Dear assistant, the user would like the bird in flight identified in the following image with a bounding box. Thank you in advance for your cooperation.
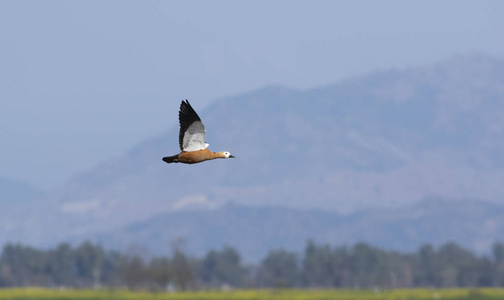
[162,100,235,164]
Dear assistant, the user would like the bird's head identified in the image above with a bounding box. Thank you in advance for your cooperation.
[220,151,235,159]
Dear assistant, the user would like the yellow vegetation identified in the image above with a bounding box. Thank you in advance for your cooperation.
[0,288,504,300]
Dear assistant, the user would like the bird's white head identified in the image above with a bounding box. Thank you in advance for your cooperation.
[221,151,235,159]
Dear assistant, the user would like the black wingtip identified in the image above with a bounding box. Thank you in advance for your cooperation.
[179,99,199,120]
[180,99,192,110]
[178,99,203,148]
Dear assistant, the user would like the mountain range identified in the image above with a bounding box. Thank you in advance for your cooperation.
[2,53,504,261]
[94,197,504,262]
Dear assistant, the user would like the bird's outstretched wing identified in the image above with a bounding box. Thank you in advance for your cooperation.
[179,100,207,152]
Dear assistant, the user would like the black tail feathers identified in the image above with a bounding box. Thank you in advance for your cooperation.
[162,155,179,164]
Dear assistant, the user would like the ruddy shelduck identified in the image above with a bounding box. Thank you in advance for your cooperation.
[162,100,235,164]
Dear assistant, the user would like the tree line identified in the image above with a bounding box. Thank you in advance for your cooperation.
[1,240,504,290]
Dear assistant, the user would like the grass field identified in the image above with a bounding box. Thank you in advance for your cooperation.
[0,288,504,300]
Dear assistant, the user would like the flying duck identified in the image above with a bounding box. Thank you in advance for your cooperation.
[162,100,235,164]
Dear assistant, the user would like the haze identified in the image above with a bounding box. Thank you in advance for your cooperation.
[1,1,503,189]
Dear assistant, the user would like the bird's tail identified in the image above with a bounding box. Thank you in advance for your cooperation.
[162,154,179,164]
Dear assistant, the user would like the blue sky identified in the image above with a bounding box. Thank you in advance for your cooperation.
[1,0,503,189]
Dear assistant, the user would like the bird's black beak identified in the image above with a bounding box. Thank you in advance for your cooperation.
[229,155,235,158]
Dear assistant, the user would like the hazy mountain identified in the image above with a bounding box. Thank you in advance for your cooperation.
[2,53,504,256]
[93,197,504,262]
[0,177,44,242]
[0,177,43,204]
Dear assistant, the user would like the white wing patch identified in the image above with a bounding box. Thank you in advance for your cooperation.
[182,121,207,152]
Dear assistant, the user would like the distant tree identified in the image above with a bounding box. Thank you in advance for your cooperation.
[493,242,504,286]
[48,243,76,286]
[302,240,339,287]
[414,244,437,286]
[493,242,504,263]
[476,257,494,287]
[0,244,51,286]
[437,242,476,287]
[120,255,145,290]
[257,249,299,287]
[332,246,352,287]
[170,249,193,291]
[200,246,247,287]
[398,260,415,288]
[101,250,123,286]
[146,257,171,291]
[2,240,504,289]
[74,242,105,288]
[351,243,394,288]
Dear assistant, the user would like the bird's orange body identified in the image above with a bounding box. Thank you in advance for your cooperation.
[178,149,227,164]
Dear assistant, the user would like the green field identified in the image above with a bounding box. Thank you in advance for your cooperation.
[0,288,504,300]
